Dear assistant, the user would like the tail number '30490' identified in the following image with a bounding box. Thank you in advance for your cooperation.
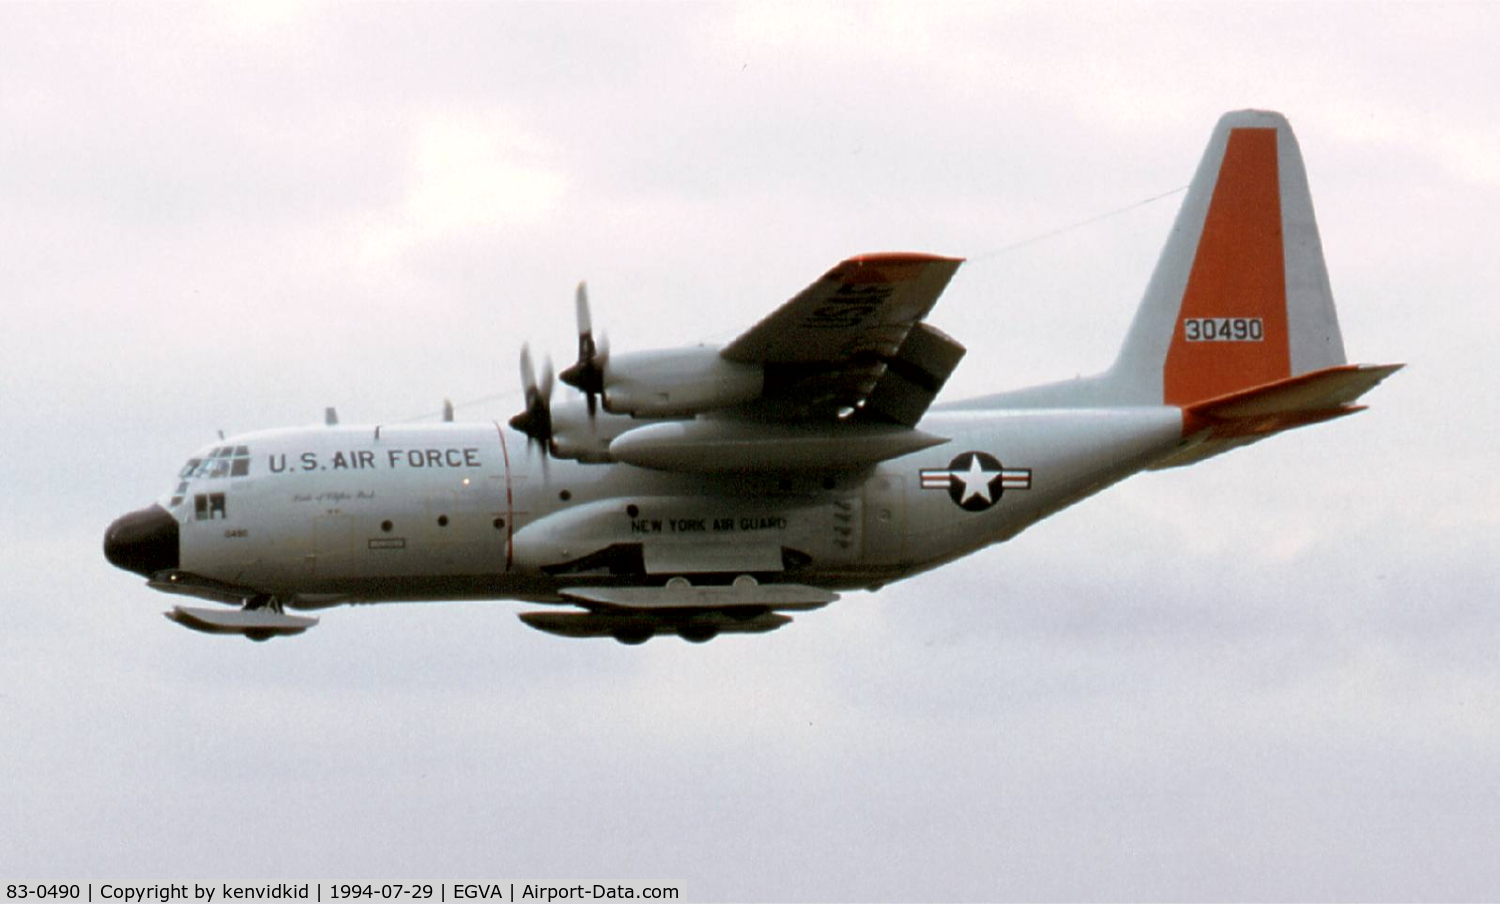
[1184,317,1263,342]
[1188,320,1260,344]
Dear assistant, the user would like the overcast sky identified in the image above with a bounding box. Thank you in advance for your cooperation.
[3,3,1497,901]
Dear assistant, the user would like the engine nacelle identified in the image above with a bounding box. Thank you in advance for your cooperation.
[603,346,763,418]
[546,397,637,463]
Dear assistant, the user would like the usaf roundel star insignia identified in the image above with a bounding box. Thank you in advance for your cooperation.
[919,451,1033,512]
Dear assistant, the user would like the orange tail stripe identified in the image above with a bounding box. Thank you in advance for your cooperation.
[1164,128,1292,406]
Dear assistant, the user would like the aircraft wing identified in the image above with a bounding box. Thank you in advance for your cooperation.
[721,253,966,423]
[530,252,968,470]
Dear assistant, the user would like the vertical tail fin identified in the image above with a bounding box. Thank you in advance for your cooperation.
[951,109,1396,428]
[1107,110,1347,406]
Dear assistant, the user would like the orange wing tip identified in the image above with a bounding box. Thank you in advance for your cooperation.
[846,252,965,265]
[825,253,965,284]
[821,253,964,287]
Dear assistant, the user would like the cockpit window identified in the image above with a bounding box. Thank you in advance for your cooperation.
[179,459,202,479]
[188,445,252,479]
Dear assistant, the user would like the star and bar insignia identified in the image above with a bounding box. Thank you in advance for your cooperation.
[919,451,1032,512]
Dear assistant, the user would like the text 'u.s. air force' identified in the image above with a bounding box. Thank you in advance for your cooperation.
[268,448,483,473]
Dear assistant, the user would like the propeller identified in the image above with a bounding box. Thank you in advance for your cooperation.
[559,281,608,416]
[508,343,555,452]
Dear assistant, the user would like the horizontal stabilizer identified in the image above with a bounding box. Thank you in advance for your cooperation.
[165,605,318,638]
[1156,362,1402,468]
[1182,361,1404,434]
[560,581,838,611]
[1187,362,1402,422]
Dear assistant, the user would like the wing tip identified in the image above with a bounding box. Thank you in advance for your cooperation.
[845,251,965,266]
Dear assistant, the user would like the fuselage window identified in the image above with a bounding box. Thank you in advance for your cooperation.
[193,492,228,521]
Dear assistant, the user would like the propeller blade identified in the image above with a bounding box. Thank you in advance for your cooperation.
[509,343,554,449]
[576,281,592,338]
[590,331,610,416]
[560,281,607,417]
[519,343,537,396]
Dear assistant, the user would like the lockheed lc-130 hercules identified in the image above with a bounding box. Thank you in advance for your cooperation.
[105,111,1399,643]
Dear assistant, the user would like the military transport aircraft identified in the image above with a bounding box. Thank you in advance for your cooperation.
[105,110,1399,643]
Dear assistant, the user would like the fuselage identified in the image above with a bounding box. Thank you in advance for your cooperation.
[106,407,1186,612]
[101,111,1397,642]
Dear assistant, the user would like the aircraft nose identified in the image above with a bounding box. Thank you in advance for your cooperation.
[104,504,180,577]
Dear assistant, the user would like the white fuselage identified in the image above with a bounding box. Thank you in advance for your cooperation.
[104,111,1395,643]
[159,407,1185,611]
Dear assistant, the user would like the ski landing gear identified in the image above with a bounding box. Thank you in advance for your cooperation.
[165,594,318,641]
